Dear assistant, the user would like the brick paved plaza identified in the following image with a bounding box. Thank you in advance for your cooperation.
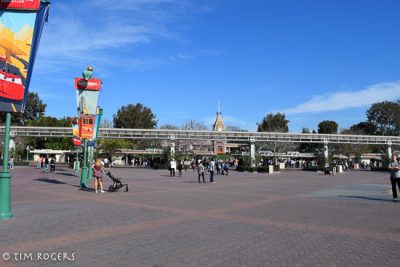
[0,166,399,267]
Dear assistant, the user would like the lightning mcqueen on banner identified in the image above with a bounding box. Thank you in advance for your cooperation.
[0,0,40,10]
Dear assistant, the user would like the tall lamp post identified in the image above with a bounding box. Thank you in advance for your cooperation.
[74,66,102,189]
[81,139,89,188]
[88,107,103,179]
[0,113,13,220]
[0,1,50,220]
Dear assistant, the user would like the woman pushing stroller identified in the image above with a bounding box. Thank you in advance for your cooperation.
[92,158,105,193]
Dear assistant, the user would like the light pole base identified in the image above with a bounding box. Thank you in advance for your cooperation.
[0,171,13,220]
[0,212,13,220]
[80,167,88,189]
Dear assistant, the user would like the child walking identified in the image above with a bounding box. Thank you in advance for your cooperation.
[92,158,105,193]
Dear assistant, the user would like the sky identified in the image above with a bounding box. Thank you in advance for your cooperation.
[29,0,400,132]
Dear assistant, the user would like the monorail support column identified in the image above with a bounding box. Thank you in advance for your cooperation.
[387,141,392,158]
[250,137,256,168]
[323,139,329,167]
[170,135,176,159]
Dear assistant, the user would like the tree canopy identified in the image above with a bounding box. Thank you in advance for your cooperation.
[257,113,289,132]
[345,122,376,135]
[317,120,338,134]
[366,100,400,136]
[0,92,46,126]
[113,103,157,129]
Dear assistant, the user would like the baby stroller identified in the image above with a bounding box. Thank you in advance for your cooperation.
[105,170,129,192]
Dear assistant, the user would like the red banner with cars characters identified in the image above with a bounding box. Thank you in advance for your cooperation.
[0,0,41,11]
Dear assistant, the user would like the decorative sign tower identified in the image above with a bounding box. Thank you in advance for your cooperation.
[73,66,102,189]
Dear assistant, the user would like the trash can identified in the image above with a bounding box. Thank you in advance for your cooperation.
[268,165,274,174]
[337,165,343,173]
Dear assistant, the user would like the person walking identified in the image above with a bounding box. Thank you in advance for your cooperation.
[92,158,105,193]
[50,157,56,172]
[388,154,400,202]
[209,158,216,183]
[36,156,42,169]
[8,157,14,169]
[178,160,183,177]
[198,161,205,183]
[170,159,177,177]
[44,156,49,173]
[223,161,229,176]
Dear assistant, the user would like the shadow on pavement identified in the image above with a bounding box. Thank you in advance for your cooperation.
[56,172,78,177]
[183,180,206,183]
[35,178,80,189]
[338,195,394,203]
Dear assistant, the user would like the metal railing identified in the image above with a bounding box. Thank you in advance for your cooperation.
[0,126,398,145]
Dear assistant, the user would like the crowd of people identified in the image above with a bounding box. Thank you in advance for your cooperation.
[167,158,236,183]
[36,155,56,173]
[131,158,149,168]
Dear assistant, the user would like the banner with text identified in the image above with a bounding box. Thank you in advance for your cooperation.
[0,1,49,112]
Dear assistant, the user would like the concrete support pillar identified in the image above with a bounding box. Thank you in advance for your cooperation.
[387,141,392,158]
[170,135,176,159]
[250,137,256,168]
[323,139,329,167]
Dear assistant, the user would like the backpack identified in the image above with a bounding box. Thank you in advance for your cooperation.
[93,166,103,178]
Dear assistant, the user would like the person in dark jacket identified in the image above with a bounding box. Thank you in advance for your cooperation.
[388,154,400,202]
[178,161,183,177]
[50,158,56,172]
[44,156,49,173]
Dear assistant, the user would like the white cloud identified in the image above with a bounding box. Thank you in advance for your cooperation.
[282,81,400,114]
[35,1,202,74]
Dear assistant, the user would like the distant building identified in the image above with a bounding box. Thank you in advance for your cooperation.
[30,149,72,163]
[212,110,227,154]
[213,111,225,132]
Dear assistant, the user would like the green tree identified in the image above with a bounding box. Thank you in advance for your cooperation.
[300,127,319,152]
[97,139,134,153]
[347,121,376,135]
[0,92,46,126]
[318,120,338,134]
[257,113,289,132]
[113,103,157,129]
[366,101,400,135]
[27,116,74,150]
[335,127,371,160]
[257,113,291,163]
